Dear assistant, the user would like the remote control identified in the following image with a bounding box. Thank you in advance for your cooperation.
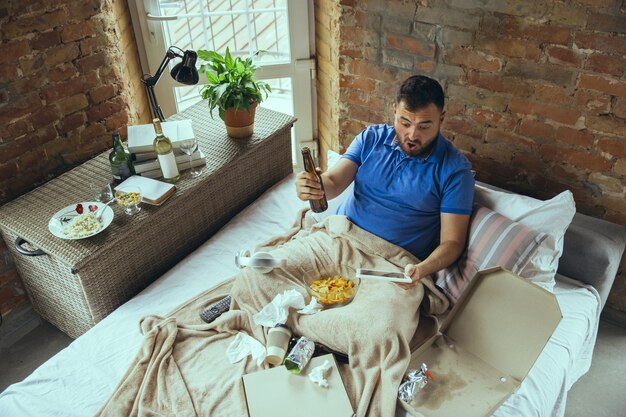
[200,295,232,323]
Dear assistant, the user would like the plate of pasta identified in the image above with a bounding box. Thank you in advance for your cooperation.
[48,202,114,240]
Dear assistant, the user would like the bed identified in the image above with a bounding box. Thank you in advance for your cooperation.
[0,167,625,417]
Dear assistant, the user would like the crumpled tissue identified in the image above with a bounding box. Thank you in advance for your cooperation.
[308,359,332,388]
[253,289,321,327]
[226,332,267,366]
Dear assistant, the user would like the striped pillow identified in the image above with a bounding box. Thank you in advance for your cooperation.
[436,205,548,304]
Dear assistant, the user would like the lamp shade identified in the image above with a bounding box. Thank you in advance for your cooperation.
[170,50,199,85]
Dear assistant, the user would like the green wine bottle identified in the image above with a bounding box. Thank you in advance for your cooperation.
[109,132,135,185]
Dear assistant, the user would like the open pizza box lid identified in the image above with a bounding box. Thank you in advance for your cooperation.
[401,266,562,417]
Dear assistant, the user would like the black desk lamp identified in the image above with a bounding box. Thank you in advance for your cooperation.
[142,46,199,122]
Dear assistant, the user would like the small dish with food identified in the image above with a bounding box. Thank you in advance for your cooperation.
[303,265,360,308]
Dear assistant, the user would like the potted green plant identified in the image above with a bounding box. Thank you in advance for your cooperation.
[197,47,271,138]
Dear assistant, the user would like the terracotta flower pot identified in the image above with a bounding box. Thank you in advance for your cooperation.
[223,102,258,138]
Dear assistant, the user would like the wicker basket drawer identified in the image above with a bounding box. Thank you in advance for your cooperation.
[0,104,295,338]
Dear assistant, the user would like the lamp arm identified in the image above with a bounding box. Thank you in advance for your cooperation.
[142,47,184,121]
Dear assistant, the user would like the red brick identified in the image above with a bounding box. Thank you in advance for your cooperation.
[0,62,19,81]
[615,98,626,119]
[0,137,37,164]
[503,17,570,45]
[104,111,129,132]
[585,53,625,77]
[79,35,108,55]
[57,112,86,134]
[73,0,102,20]
[2,9,69,38]
[578,74,626,98]
[386,33,435,57]
[33,125,58,146]
[586,12,626,34]
[540,144,611,171]
[31,30,62,50]
[79,123,107,142]
[546,45,582,67]
[11,69,49,95]
[447,84,508,111]
[614,159,626,176]
[86,97,124,122]
[509,98,581,125]
[443,117,483,139]
[351,59,397,82]
[0,93,42,124]
[0,119,30,140]
[48,64,78,82]
[18,54,46,76]
[45,43,80,67]
[556,127,594,148]
[574,31,626,55]
[61,20,98,43]
[512,153,544,173]
[480,39,541,60]
[41,71,99,102]
[76,51,108,72]
[31,106,60,130]
[89,84,116,104]
[465,71,533,96]
[597,137,626,158]
[468,108,516,130]
[574,90,612,114]
[504,59,574,86]
[534,83,570,104]
[519,119,554,140]
[445,49,502,72]
[415,58,436,73]
[56,93,89,116]
[17,148,46,170]
[340,75,376,93]
[485,128,537,152]
[0,162,19,181]
[0,39,30,65]
[586,115,626,136]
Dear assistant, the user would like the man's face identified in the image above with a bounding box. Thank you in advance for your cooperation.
[393,101,444,157]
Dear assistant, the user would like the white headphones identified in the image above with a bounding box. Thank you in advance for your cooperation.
[235,249,287,273]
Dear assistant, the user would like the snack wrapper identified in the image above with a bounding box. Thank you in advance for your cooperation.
[398,363,433,402]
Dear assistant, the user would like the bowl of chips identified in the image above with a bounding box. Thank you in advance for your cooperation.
[303,265,360,308]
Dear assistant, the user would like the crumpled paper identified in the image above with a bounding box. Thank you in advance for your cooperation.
[226,332,267,366]
[253,289,321,327]
[308,359,332,388]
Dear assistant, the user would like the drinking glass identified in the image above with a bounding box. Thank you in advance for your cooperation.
[115,186,142,215]
[90,182,114,204]
[179,138,202,178]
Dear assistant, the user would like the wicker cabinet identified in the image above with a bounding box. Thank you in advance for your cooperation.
[0,104,295,338]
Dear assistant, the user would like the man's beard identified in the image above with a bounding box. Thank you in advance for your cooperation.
[395,134,437,158]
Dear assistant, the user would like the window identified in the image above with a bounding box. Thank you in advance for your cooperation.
[129,0,317,167]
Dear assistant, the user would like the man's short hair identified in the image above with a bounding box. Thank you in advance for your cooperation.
[396,75,445,112]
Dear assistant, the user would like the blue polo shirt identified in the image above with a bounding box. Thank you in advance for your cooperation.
[336,124,474,260]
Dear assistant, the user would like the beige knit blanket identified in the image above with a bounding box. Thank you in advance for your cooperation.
[96,210,448,417]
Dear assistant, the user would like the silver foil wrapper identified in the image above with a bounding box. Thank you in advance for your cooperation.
[398,363,430,402]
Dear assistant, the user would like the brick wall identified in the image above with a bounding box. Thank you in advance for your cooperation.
[0,0,149,317]
[315,0,626,312]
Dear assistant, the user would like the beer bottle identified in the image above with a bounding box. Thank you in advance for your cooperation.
[301,147,328,213]
[152,118,180,183]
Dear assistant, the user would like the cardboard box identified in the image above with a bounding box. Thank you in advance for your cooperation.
[243,354,354,417]
[401,267,562,417]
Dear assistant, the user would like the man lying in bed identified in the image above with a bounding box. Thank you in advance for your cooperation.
[97,76,476,417]
[296,75,475,287]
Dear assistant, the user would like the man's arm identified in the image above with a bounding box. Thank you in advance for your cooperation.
[296,158,358,201]
[400,212,470,288]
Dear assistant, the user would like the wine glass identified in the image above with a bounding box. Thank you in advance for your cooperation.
[115,186,142,215]
[179,138,202,178]
[90,182,114,204]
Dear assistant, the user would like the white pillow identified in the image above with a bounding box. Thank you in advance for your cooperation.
[311,150,354,222]
[474,183,576,291]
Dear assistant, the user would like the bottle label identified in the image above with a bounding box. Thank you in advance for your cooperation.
[158,153,179,179]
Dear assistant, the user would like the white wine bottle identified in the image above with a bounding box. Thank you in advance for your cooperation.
[152,118,180,183]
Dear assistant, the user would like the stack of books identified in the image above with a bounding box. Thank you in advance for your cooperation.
[127,119,206,179]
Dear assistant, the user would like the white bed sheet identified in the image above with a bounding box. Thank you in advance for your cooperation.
[0,174,601,417]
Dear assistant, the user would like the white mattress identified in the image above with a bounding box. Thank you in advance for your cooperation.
[0,174,601,417]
